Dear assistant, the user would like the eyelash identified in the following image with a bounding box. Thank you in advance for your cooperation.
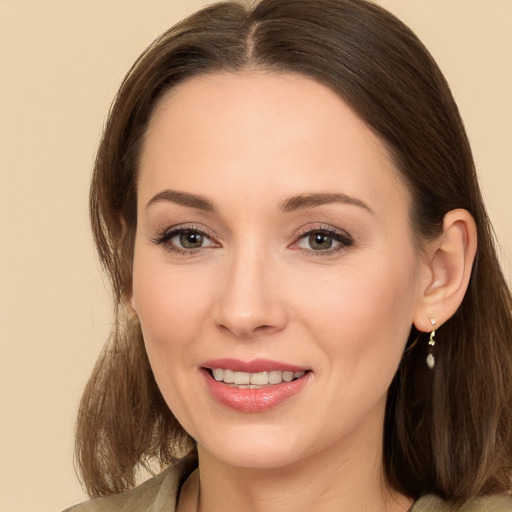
[151,224,353,256]
[292,225,354,256]
[151,225,217,255]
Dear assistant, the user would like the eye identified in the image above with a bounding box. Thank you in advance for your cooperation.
[173,230,209,249]
[152,226,218,253]
[294,227,353,254]
[303,232,336,251]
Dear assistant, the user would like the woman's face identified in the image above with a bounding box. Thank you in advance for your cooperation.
[132,71,428,469]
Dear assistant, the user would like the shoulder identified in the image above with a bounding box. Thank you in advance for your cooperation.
[412,494,512,511]
[61,457,196,512]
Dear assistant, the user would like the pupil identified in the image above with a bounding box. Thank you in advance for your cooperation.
[310,232,332,250]
[180,231,203,248]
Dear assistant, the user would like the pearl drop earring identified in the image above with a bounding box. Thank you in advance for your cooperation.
[426,318,436,369]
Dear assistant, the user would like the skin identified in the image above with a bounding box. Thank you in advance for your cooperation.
[131,71,438,511]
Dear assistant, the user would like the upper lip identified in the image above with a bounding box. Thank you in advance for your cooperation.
[202,358,309,373]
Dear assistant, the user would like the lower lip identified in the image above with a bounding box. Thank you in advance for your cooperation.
[202,370,312,412]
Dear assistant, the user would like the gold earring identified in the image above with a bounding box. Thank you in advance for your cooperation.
[426,318,436,369]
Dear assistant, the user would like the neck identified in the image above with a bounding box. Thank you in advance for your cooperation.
[182,412,412,512]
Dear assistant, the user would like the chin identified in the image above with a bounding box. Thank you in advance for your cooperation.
[197,424,306,469]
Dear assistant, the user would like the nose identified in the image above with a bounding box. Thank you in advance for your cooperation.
[214,248,288,339]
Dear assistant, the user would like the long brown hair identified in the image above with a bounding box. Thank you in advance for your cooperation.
[77,0,512,503]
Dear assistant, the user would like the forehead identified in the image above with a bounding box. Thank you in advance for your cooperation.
[139,71,409,215]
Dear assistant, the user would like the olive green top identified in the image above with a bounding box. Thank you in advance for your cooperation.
[63,459,512,512]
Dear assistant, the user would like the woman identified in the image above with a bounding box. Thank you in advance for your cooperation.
[66,0,512,510]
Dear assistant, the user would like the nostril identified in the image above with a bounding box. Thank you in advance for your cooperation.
[216,321,283,338]
[254,324,272,333]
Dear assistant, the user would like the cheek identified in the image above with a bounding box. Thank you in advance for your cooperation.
[131,250,214,358]
[297,255,419,373]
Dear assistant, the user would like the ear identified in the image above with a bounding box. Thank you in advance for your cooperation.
[413,209,477,332]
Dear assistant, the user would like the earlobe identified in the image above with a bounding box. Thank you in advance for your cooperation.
[413,209,477,332]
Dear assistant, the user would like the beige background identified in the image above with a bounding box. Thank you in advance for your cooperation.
[0,1,510,511]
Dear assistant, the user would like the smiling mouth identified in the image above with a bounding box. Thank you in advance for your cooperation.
[202,363,312,411]
[207,368,308,388]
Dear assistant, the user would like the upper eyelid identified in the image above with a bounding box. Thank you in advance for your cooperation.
[291,224,354,250]
[151,229,208,252]
[151,225,220,255]
[154,223,216,240]
[294,224,351,239]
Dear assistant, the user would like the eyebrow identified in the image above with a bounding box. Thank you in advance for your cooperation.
[145,189,372,215]
[146,189,216,212]
[280,193,373,214]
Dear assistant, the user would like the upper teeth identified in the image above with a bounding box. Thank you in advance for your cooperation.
[212,369,305,386]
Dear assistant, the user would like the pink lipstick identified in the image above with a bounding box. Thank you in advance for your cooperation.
[201,359,312,412]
